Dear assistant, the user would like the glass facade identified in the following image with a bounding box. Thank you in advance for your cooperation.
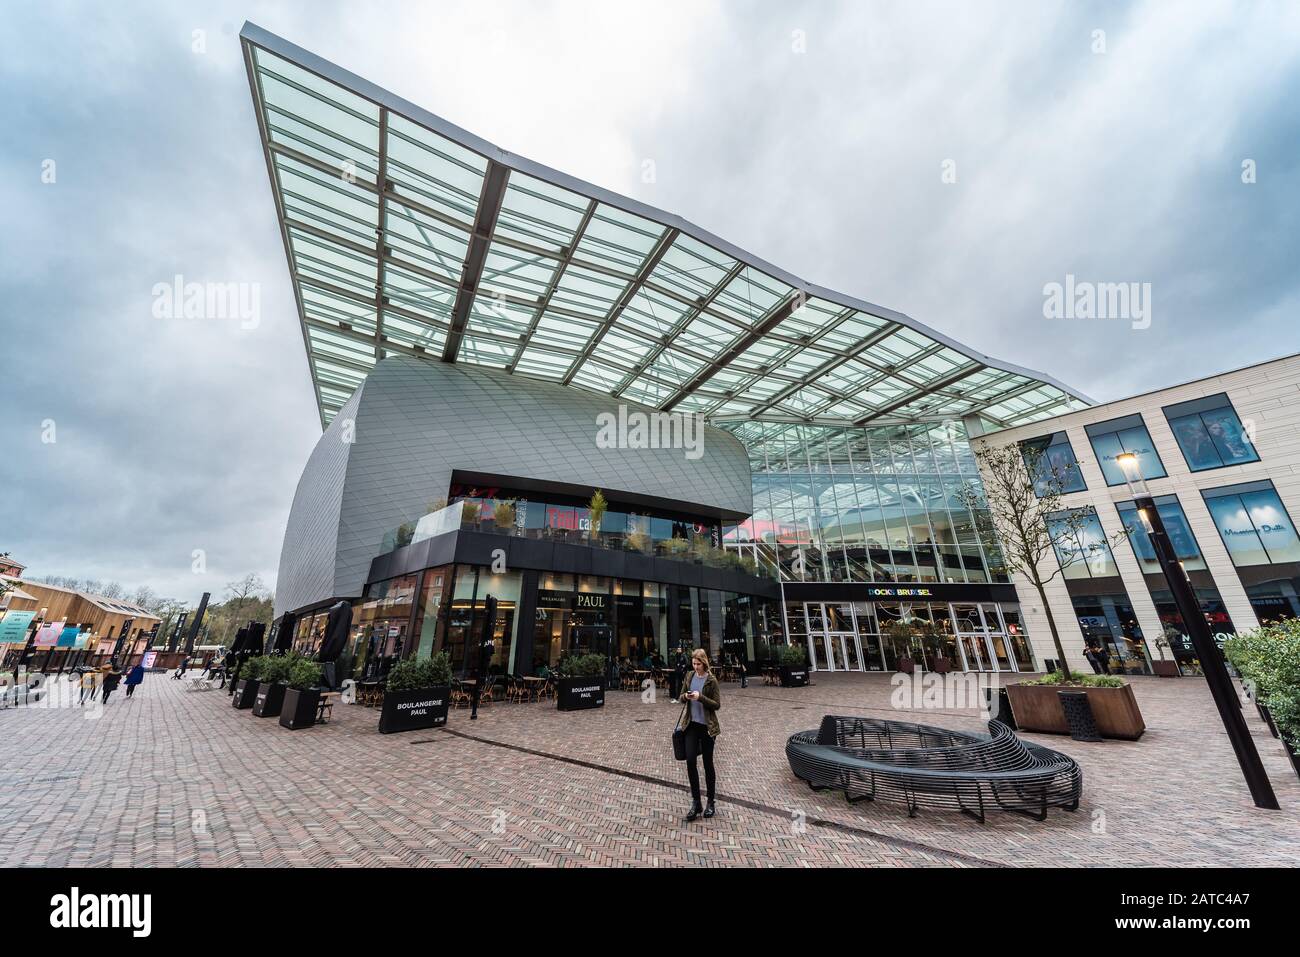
[1203,481,1300,567]
[1163,394,1260,472]
[1085,414,1167,486]
[1069,594,1149,674]
[724,421,1006,586]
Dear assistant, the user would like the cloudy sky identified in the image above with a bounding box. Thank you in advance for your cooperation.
[2,0,1297,606]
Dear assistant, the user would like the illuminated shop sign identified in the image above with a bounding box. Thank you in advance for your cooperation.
[866,587,934,598]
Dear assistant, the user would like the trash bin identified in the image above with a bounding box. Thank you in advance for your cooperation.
[1058,690,1102,742]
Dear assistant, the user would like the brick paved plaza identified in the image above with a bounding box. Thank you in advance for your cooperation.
[2,671,1296,867]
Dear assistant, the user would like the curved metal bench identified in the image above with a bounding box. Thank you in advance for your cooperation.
[786,715,1082,822]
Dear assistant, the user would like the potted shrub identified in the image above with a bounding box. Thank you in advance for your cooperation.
[587,490,607,541]
[379,652,452,733]
[252,653,292,718]
[1152,627,1182,677]
[1225,622,1300,780]
[280,658,324,730]
[492,499,516,535]
[556,653,607,710]
[778,644,809,687]
[888,621,916,674]
[1005,671,1146,740]
[231,655,264,710]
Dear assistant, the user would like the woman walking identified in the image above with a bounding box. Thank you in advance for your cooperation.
[123,662,146,698]
[676,648,721,821]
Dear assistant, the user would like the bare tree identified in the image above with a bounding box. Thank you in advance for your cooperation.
[100,581,124,599]
[223,573,268,641]
[131,584,157,609]
[963,443,1127,676]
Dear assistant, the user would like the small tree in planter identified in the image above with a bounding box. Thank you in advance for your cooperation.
[587,490,608,541]
[964,442,1128,678]
[253,653,293,717]
[380,652,453,733]
[1152,627,1182,677]
[778,644,809,687]
[887,621,917,674]
[1225,621,1300,779]
[556,653,607,710]
[280,658,324,730]
[492,499,517,534]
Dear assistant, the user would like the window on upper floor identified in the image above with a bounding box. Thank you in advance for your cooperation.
[1115,494,1207,574]
[1020,431,1087,496]
[1202,481,1300,567]
[1047,507,1119,580]
[1163,393,1260,472]
[1084,414,1167,487]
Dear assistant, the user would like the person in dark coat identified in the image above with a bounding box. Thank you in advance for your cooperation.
[1094,643,1112,675]
[670,648,688,703]
[101,669,121,705]
[1083,644,1103,674]
[124,663,146,698]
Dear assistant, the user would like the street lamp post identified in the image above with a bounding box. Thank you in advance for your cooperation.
[1115,453,1278,810]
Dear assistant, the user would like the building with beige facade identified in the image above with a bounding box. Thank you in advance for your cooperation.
[972,352,1300,676]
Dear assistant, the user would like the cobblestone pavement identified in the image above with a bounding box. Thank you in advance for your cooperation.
[1,670,1295,867]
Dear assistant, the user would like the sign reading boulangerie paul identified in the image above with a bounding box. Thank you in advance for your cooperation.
[556,677,606,711]
[379,687,450,733]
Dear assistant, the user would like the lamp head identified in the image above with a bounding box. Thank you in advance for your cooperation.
[1115,452,1150,497]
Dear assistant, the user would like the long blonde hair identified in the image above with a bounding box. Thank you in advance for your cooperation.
[690,648,711,674]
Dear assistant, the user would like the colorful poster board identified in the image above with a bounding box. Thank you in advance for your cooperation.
[57,625,82,648]
[0,610,36,644]
[33,620,67,647]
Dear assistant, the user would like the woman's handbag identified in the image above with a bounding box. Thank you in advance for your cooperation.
[672,702,689,761]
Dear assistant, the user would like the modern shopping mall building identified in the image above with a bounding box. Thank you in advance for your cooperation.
[244,23,1298,681]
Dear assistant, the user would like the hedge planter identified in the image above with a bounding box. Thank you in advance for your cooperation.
[897,657,915,675]
[231,679,259,710]
[1284,737,1300,783]
[556,676,606,711]
[931,657,952,674]
[1005,682,1145,740]
[252,681,286,718]
[779,666,809,688]
[279,688,321,730]
[1152,660,1181,677]
[379,686,450,733]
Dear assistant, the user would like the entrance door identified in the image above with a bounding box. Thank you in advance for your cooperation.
[958,634,987,671]
[827,633,849,671]
[835,633,862,671]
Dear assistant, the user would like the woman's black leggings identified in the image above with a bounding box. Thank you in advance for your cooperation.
[683,722,716,804]
[125,683,136,697]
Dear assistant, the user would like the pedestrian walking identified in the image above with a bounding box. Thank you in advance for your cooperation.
[675,648,721,822]
[101,669,121,705]
[124,662,146,698]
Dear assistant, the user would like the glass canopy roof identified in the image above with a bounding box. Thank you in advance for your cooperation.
[240,23,1091,433]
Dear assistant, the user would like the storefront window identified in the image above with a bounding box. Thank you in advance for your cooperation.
[1204,481,1300,566]
[1164,394,1260,472]
[1116,495,1207,573]
[414,567,450,658]
[1070,594,1149,675]
[1085,414,1167,486]
[1021,431,1087,495]
[1048,508,1118,579]
[476,569,521,673]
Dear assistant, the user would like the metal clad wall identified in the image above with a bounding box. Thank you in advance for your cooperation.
[276,357,754,615]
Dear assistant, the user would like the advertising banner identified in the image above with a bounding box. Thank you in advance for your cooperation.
[57,625,82,648]
[34,620,66,647]
[0,610,36,644]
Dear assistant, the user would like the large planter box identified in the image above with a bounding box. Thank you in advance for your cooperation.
[279,688,321,730]
[1006,682,1145,740]
[779,666,809,687]
[1152,659,1181,677]
[252,681,286,718]
[379,686,450,733]
[931,657,952,674]
[556,676,605,711]
[897,657,915,675]
[232,679,259,710]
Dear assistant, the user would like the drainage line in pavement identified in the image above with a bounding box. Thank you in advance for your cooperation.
[437,726,1005,868]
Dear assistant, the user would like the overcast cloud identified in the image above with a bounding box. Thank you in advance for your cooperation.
[2,0,1297,605]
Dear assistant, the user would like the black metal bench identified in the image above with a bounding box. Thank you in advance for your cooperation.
[786,715,1082,823]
